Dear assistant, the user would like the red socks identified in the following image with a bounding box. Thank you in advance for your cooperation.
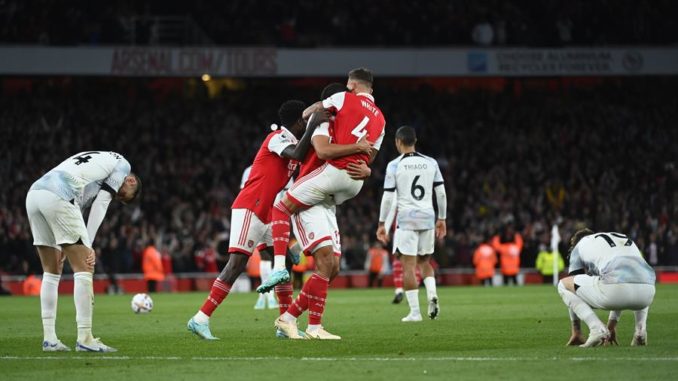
[274,282,294,315]
[199,279,231,317]
[272,201,293,257]
[392,258,403,289]
[287,273,329,324]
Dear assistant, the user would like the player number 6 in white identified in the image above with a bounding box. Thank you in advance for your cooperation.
[351,116,370,139]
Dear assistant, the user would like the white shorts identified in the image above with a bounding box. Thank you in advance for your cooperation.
[574,275,656,310]
[25,189,91,249]
[393,228,434,256]
[228,209,272,255]
[288,163,363,207]
[291,205,341,256]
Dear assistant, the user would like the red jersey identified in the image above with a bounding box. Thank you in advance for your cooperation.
[322,91,386,169]
[232,127,298,223]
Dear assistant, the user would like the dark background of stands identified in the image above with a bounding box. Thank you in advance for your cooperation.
[1,1,677,278]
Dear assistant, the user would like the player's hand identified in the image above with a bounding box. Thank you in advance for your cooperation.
[86,249,96,272]
[376,224,390,244]
[435,219,447,239]
[346,160,371,180]
[565,333,585,346]
[311,110,329,125]
[355,136,373,154]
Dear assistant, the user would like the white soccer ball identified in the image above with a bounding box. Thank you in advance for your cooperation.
[131,293,153,314]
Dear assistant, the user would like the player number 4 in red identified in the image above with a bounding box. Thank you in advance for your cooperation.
[351,116,370,139]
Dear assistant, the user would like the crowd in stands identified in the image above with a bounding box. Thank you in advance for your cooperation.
[1,77,677,278]
[1,0,676,47]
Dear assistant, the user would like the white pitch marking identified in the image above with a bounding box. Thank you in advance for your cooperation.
[1,356,678,362]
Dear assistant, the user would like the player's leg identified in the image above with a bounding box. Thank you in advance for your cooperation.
[36,246,69,351]
[632,307,649,346]
[188,209,262,340]
[557,275,608,347]
[395,229,422,322]
[418,230,438,320]
[256,246,277,309]
[26,191,70,351]
[391,255,404,303]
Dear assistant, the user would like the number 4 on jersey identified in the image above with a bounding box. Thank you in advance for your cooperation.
[351,116,369,139]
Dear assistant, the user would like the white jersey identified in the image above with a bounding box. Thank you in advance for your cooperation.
[569,232,656,285]
[383,152,444,230]
[30,151,130,209]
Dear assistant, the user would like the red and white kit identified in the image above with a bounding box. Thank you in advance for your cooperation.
[229,127,298,255]
[287,91,386,208]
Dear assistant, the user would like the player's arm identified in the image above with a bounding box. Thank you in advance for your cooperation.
[433,162,447,239]
[86,186,114,245]
[280,112,326,161]
[367,124,386,164]
[302,101,324,121]
[376,162,397,244]
[311,119,372,160]
[605,310,621,345]
[434,184,447,239]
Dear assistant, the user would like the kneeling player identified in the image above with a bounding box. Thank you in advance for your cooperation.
[558,228,656,347]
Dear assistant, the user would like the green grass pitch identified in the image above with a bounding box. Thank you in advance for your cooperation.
[1,285,677,381]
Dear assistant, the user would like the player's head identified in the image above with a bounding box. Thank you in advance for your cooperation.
[347,67,373,94]
[278,99,306,136]
[395,125,416,153]
[118,173,141,204]
[321,82,347,100]
[568,227,594,257]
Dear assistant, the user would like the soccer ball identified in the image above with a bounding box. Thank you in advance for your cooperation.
[131,293,153,314]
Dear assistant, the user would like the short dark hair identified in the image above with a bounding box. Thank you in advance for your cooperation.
[348,68,373,86]
[568,228,594,256]
[396,125,417,146]
[321,82,347,100]
[130,172,142,201]
[278,100,306,127]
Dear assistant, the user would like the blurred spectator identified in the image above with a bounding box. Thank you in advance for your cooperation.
[22,273,41,295]
[473,240,497,286]
[365,242,389,288]
[142,241,164,292]
[534,244,564,284]
[492,225,523,286]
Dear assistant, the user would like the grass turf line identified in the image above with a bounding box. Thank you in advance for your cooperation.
[0,285,676,381]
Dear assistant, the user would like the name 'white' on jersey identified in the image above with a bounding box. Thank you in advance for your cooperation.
[569,232,656,285]
[30,151,131,209]
[383,152,444,230]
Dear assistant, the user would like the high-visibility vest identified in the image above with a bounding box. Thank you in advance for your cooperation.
[473,243,497,279]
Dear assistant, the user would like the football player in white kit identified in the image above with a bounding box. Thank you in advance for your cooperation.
[558,228,656,348]
[25,151,140,352]
[376,126,447,322]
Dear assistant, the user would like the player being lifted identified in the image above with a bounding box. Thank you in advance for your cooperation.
[26,151,141,352]
[274,83,372,340]
[376,126,447,322]
[258,68,386,293]
[187,100,371,340]
[558,228,656,347]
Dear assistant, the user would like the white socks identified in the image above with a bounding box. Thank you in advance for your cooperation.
[260,260,273,298]
[634,307,649,334]
[307,324,321,332]
[405,289,420,316]
[74,272,94,342]
[193,310,210,324]
[395,287,403,295]
[280,311,296,323]
[557,281,604,332]
[423,276,437,301]
[41,272,61,342]
[273,255,286,270]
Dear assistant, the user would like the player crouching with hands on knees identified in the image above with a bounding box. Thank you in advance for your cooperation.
[26,151,140,352]
[558,228,656,348]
